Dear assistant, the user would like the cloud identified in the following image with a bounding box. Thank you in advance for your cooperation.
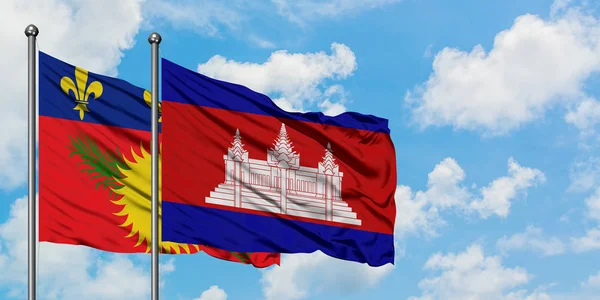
[197,43,357,113]
[272,0,402,25]
[317,85,348,116]
[318,99,347,116]
[570,187,600,253]
[260,251,394,300]
[581,271,600,289]
[505,290,553,300]
[571,188,600,253]
[585,188,600,223]
[550,0,575,17]
[406,3,600,136]
[395,157,545,238]
[160,257,176,276]
[0,0,144,189]
[194,285,228,300]
[248,35,277,49]
[565,97,600,137]
[571,228,600,253]
[0,196,174,299]
[143,0,401,46]
[496,226,566,257]
[569,156,600,192]
[535,271,600,299]
[469,158,546,218]
[408,244,547,300]
[394,158,469,238]
[423,44,434,58]
[411,242,599,300]
[143,0,243,37]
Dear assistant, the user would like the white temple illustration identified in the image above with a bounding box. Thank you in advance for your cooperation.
[205,123,362,225]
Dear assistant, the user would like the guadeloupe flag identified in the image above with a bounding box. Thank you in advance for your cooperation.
[38,51,280,267]
[161,58,397,266]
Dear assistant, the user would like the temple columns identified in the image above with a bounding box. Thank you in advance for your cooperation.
[280,168,288,214]
[233,160,242,207]
[325,174,333,221]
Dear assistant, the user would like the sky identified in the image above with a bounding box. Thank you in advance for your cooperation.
[1,0,600,299]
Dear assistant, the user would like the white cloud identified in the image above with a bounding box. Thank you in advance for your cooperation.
[536,271,598,299]
[582,271,600,289]
[0,196,174,299]
[160,257,176,273]
[143,0,242,37]
[64,255,151,300]
[409,244,544,300]
[585,188,600,222]
[197,43,357,113]
[0,0,144,189]
[571,188,600,253]
[406,3,600,136]
[260,251,394,300]
[571,228,600,253]
[194,285,228,300]
[318,99,347,116]
[569,156,600,192]
[550,0,575,17]
[505,290,553,300]
[395,157,545,238]
[565,97,600,137]
[469,158,546,219]
[143,0,401,45]
[423,44,434,58]
[496,226,566,257]
[248,35,277,49]
[272,0,402,25]
[411,242,598,300]
[394,158,468,238]
[317,85,348,116]
[394,185,442,238]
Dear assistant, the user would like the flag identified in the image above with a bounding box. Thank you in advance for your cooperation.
[161,58,397,266]
[38,51,280,267]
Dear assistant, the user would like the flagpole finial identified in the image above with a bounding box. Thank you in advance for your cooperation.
[24,24,39,37]
[148,32,162,44]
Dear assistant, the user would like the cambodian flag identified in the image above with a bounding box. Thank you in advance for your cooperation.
[161,58,397,266]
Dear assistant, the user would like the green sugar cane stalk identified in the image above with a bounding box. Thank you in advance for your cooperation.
[230,251,254,264]
[67,133,258,262]
[67,133,130,199]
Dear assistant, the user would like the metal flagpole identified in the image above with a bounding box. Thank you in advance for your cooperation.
[25,24,39,300]
[148,32,162,300]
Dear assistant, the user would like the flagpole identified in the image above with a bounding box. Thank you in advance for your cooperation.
[25,24,39,300]
[148,32,162,300]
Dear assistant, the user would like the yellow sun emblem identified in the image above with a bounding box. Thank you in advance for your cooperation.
[111,143,199,254]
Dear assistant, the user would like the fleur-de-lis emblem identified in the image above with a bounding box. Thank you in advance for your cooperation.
[60,66,103,120]
[144,90,162,122]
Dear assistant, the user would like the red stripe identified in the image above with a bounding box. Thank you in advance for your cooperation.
[162,102,397,235]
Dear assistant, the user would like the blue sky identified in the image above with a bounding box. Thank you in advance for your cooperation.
[1,0,600,299]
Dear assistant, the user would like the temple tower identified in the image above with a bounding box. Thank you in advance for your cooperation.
[267,124,300,214]
[226,129,248,207]
[318,143,339,221]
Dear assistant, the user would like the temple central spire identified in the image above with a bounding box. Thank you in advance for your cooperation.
[268,123,300,169]
[320,142,338,175]
[228,128,248,162]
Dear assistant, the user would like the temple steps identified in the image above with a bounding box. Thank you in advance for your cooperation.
[204,183,362,226]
